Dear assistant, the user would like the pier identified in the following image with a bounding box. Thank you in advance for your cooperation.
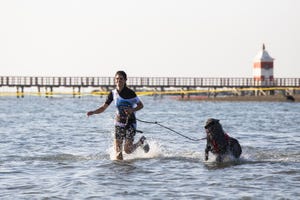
[0,76,299,98]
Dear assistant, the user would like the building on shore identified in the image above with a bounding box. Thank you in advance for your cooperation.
[253,44,274,86]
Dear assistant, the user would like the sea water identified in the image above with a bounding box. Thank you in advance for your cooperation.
[0,96,299,199]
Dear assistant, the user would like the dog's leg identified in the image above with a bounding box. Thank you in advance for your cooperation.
[205,152,209,161]
[229,138,242,158]
[205,146,210,161]
[216,154,224,162]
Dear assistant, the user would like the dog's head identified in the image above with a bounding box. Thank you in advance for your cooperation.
[204,118,228,155]
[204,118,224,135]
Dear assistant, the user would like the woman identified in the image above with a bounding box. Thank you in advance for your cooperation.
[87,71,148,160]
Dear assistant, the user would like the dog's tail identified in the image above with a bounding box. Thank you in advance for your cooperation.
[229,137,242,158]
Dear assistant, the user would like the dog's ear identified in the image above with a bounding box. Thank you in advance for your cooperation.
[205,118,220,129]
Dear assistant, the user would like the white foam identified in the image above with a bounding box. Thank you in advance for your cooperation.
[204,153,242,164]
[107,140,163,161]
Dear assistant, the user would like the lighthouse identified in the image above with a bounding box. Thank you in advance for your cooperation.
[253,44,274,85]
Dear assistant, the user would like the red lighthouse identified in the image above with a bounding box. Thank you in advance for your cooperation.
[253,44,274,85]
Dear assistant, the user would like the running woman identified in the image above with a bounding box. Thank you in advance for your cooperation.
[87,71,148,160]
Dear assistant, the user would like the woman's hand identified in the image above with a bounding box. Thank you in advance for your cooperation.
[87,111,94,116]
[124,108,134,115]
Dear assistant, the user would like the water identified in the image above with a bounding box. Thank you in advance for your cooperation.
[0,96,299,199]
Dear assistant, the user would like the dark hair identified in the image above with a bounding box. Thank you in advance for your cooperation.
[115,71,127,80]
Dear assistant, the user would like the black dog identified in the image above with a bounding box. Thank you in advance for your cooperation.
[204,118,242,162]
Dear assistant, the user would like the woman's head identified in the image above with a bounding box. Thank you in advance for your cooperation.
[115,71,127,80]
[115,71,127,89]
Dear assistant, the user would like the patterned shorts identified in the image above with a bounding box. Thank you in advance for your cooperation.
[115,126,136,141]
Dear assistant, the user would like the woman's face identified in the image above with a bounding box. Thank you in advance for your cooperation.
[115,74,126,89]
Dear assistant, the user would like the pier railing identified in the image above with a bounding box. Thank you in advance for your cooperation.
[1,76,300,88]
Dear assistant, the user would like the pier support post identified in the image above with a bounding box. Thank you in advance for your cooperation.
[160,87,164,98]
[45,87,53,98]
[16,86,24,98]
[75,86,81,98]
[78,87,81,98]
[37,87,41,96]
[187,87,190,99]
[72,87,81,98]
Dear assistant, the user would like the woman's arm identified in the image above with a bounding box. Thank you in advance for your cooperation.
[87,103,109,116]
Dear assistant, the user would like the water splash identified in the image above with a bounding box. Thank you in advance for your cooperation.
[107,140,163,161]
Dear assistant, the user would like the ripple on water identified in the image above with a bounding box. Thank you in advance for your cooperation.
[0,97,299,199]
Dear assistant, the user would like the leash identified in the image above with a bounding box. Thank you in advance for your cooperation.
[136,118,206,142]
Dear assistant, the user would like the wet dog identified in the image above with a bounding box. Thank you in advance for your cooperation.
[204,118,242,162]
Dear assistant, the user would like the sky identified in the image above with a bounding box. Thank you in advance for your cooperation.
[0,0,299,78]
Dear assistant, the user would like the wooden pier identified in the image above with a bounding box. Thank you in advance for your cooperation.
[0,76,299,97]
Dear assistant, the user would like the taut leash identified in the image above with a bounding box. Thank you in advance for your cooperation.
[136,118,206,142]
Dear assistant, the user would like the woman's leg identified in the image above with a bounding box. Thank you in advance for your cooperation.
[114,126,125,160]
[115,139,123,160]
[124,138,140,154]
[123,127,142,154]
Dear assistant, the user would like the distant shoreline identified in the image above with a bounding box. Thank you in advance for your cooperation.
[172,94,300,102]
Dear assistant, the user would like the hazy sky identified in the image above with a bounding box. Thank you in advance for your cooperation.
[0,0,299,78]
